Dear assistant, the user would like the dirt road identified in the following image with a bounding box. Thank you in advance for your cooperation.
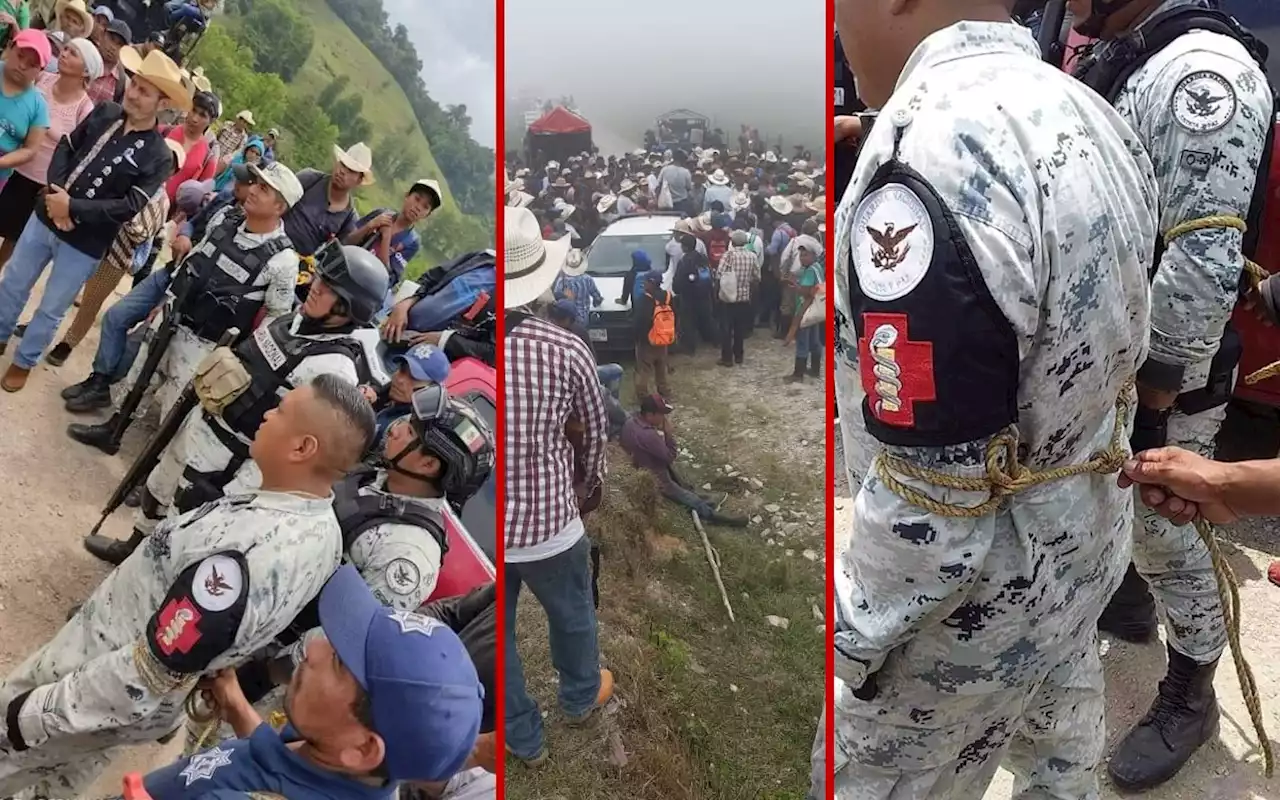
[0,289,185,796]
[834,428,1280,800]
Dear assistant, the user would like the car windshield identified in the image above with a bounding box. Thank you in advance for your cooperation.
[458,391,496,562]
[584,233,671,276]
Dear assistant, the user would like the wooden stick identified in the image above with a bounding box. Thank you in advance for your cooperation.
[692,510,735,622]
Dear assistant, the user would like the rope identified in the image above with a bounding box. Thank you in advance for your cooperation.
[872,380,1272,777]
[1164,216,1280,386]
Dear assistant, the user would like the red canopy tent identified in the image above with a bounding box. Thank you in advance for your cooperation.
[525,106,593,168]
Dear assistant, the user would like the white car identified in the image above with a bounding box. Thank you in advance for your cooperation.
[581,212,682,351]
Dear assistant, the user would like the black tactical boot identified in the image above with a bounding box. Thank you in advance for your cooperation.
[784,357,806,384]
[67,416,121,455]
[1098,563,1158,643]
[1108,645,1220,791]
[64,374,112,413]
[62,373,103,401]
[808,351,821,378]
[83,528,146,566]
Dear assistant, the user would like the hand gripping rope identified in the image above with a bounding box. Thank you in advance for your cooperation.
[873,371,1273,777]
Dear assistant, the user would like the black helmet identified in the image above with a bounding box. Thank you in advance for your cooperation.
[1072,0,1139,38]
[387,384,495,505]
[193,91,221,119]
[313,242,390,325]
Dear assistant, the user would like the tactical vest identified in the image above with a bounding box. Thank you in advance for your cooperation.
[848,126,1020,447]
[219,315,369,440]
[1073,5,1275,266]
[281,468,449,645]
[169,207,293,341]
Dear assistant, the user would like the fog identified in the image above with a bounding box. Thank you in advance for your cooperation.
[503,0,825,157]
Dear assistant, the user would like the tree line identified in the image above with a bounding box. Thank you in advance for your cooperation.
[323,0,494,219]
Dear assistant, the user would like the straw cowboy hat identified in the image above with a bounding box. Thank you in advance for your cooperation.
[55,0,94,34]
[596,193,618,214]
[805,195,826,215]
[550,177,571,189]
[506,188,533,208]
[505,206,571,309]
[707,168,730,186]
[767,195,794,215]
[764,151,778,163]
[116,47,193,111]
[562,248,588,277]
[558,204,577,220]
[730,191,750,211]
[333,142,376,185]
[505,177,525,194]
[688,212,712,233]
[618,178,637,194]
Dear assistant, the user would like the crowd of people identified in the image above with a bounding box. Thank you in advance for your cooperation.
[0,4,499,799]
[828,0,1277,798]
[501,133,826,765]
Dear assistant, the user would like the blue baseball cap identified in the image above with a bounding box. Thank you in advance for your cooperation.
[319,565,483,782]
[390,343,450,384]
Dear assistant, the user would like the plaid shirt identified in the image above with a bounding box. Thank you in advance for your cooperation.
[504,314,608,551]
[717,245,760,304]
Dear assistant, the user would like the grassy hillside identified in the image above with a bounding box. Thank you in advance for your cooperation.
[213,0,490,273]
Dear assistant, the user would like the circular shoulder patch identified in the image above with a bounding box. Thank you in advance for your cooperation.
[852,183,934,302]
[384,558,422,596]
[191,554,245,612]
[1171,71,1237,134]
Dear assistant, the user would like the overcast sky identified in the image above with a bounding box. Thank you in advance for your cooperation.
[504,0,825,154]
[383,0,496,146]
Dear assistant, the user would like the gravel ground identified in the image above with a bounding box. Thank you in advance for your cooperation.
[833,408,1280,799]
[0,283,185,797]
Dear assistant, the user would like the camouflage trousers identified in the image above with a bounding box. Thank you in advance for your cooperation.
[831,639,1107,799]
[1131,403,1228,664]
[0,751,115,799]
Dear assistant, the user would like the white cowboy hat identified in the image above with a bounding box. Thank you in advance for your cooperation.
[558,204,577,220]
[506,189,534,208]
[618,178,637,193]
[794,160,808,171]
[546,160,560,170]
[505,178,525,194]
[332,142,376,185]
[764,151,778,163]
[562,248,588,276]
[767,195,794,215]
[505,206,572,309]
[793,233,824,258]
[632,148,646,157]
[596,194,618,214]
[515,167,530,177]
[730,191,750,211]
[707,169,730,186]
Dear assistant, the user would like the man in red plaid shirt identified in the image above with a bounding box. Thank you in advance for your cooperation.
[503,207,613,767]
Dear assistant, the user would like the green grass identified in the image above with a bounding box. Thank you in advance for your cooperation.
[506,368,825,800]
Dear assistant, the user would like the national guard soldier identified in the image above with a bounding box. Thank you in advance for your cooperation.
[64,161,305,429]
[830,0,1159,796]
[182,385,497,749]
[1068,0,1274,788]
[0,376,376,799]
[81,243,390,566]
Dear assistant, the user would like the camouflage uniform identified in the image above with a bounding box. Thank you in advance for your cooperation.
[1089,0,1271,666]
[0,492,342,798]
[830,21,1157,798]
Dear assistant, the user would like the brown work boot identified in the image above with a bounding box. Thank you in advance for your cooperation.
[2,363,30,392]
[565,668,615,726]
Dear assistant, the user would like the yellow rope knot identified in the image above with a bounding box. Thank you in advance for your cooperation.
[872,377,1272,776]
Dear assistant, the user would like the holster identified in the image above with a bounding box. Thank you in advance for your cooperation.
[194,346,252,416]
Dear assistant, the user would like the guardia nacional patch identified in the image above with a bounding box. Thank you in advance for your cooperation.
[1171,71,1237,134]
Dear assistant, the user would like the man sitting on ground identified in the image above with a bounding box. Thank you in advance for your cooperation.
[620,394,747,527]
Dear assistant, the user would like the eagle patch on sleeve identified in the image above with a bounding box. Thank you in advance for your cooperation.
[1171,71,1238,134]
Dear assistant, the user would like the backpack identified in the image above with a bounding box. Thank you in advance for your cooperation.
[648,289,675,347]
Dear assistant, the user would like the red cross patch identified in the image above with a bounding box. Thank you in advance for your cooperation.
[154,597,203,656]
[858,313,936,428]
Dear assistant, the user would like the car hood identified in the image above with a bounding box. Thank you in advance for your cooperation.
[591,275,631,312]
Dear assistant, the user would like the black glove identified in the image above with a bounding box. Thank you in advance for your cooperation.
[1130,404,1171,454]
